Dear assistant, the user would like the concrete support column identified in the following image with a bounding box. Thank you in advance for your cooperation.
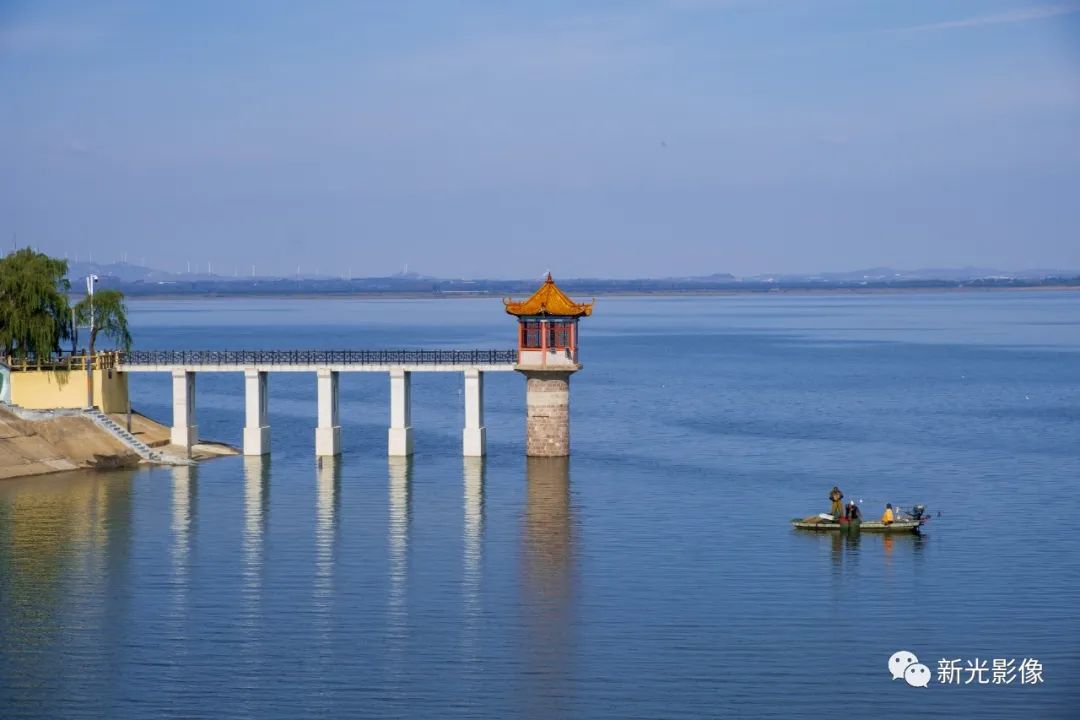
[243,369,270,456]
[462,369,486,457]
[170,370,198,455]
[388,368,414,456]
[521,369,574,457]
[316,368,341,457]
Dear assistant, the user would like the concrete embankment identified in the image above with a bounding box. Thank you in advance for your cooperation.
[0,406,236,480]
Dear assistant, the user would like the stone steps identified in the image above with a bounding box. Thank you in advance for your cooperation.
[84,409,192,466]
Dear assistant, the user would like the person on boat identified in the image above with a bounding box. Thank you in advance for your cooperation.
[881,503,894,525]
[845,501,862,522]
[828,486,844,517]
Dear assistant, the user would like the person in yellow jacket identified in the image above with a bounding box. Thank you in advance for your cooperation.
[828,486,844,517]
[881,503,895,525]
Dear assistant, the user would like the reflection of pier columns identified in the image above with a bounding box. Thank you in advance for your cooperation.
[170,465,197,600]
[387,457,413,665]
[388,369,414,456]
[167,464,196,684]
[243,370,270,456]
[388,457,412,585]
[239,457,268,686]
[315,369,341,457]
[463,457,485,623]
[462,369,486,457]
[522,456,575,718]
[464,458,485,566]
[315,457,340,600]
[170,370,198,455]
[242,457,269,582]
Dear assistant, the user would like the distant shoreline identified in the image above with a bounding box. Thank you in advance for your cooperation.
[118,284,1080,302]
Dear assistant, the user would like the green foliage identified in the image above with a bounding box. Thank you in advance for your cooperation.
[73,289,132,353]
[0,248,72,360]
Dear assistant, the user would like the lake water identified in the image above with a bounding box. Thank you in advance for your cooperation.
[1,291,1078,718]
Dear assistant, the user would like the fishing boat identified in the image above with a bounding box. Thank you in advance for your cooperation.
[791,505,928,534]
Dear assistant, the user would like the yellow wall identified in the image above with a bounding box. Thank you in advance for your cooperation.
[10,368,129,413]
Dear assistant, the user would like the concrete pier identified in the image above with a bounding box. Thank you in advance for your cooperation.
[243,369,270,456]
[463,369,486,457]
[521,370,574,457]
[170,370,198,455]
[315,369,341,457]
[388,368,414,457]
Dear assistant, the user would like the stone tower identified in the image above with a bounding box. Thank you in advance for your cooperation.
[504,274,593,457]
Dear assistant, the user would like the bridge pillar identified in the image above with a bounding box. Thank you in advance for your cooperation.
[462,369,486,456]
[388,368,414,456]
[316,368,340,457]
[243,369,270,456]
[170,370,198,455]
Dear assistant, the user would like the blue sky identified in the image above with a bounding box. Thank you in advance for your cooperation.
[2,1,1079,278]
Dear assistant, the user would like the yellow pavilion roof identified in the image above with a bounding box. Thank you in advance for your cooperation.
[504,274,594,317]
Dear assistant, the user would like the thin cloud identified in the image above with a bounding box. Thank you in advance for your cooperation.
[894,3,1080,33]
[0,22,103,53]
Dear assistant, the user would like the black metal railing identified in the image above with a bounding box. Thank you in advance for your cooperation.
[120,349,518,366]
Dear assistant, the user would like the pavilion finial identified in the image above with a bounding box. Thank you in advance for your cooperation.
[546,271,553,283]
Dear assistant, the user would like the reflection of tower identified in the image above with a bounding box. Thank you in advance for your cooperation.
[521,456,575,718]
[387,456,413,663]
[462,457,485,641]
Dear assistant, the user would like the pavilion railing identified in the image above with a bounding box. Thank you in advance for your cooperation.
[119,349,519,367]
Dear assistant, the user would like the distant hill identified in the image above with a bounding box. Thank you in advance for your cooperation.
[746,266,1080,283]
[59,261,1080,298]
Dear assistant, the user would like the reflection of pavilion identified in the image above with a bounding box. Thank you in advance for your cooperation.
[521,456,576,717]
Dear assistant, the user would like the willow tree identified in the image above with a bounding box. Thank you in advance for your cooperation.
[72,288,132,408]
[0,248,72,361]
[73,289,133,358]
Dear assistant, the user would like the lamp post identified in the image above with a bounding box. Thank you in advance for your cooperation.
[85,274,98,408]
